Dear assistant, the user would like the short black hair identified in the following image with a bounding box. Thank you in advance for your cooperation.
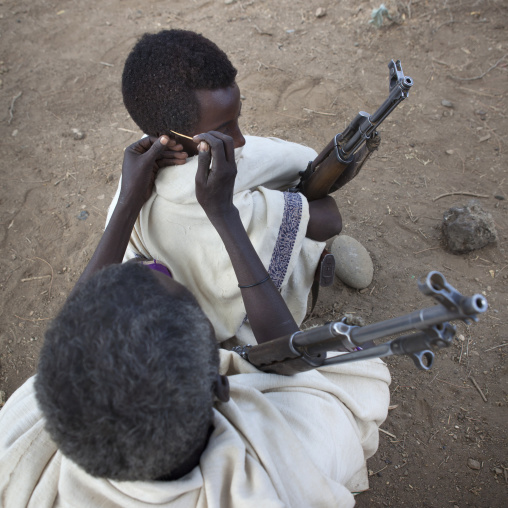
[35,262,219,481]
[122,29,238,136]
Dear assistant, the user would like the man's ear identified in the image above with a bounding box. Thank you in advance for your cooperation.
[214,374,230,402]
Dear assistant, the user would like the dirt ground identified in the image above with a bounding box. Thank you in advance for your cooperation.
[0,0,506,506]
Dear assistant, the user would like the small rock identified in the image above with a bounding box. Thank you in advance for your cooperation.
[441,99,453,108]
[0,390,5,407]
[77,210,89,221]
[445,149,455,155]
[331,235,374,289]
[442,200,497,254]
[12,129,18,137]
[224,0,236,4]
[467,458,481,470]
[315,7,327,18]
[71,128,85,140]
[343,313,366,327]
[240,94,246,100]
[494,195,505,200]
[494,467,503,475]
[475,109,487,120]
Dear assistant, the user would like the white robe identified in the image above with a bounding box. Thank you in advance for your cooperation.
[0,351,391,508]
[106,136,325,344]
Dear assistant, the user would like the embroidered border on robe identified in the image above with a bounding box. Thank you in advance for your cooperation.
[268,192,303,289]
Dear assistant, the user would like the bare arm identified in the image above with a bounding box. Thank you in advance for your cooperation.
[194,132,299,344]
[76,136,186,287]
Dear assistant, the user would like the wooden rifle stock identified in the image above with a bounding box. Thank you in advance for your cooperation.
[295,59,413,201]
[300,138,353,201]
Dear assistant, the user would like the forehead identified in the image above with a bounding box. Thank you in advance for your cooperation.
[195,84,240,128]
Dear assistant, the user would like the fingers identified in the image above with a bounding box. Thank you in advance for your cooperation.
[195,143,212,188]
[193,131,235,163]
[208,131,235,162]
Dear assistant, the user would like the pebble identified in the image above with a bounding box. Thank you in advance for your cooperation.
[467,458,481,470]
[441,99,453,108]
[224,0,236,4]
[71,128,85,140]
[315,7,327,18]
[331,235,374,289]
[445,149,454,155]
[0,390,5,407]
[12,129,18,137]
[77,210,89,221]
[494,467,503,475]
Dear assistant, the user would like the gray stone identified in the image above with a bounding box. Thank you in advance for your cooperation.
[442,200,497,254]
[441,99,454,108]
[467,458,481,470]
[331,235,374,289]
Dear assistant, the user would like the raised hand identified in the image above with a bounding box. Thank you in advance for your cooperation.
[193,131,237,222]
[119,136,187,210]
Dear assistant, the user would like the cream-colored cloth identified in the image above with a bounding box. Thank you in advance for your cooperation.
[106,136,324,344]
[0,352,391,508]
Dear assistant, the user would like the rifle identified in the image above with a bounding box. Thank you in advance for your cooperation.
[232,272,488,375]
[294,59,413,201]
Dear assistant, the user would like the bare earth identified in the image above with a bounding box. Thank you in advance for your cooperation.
[1,0,506,506]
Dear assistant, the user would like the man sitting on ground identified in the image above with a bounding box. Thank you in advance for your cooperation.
[0,133,390,508]
[109,29,373,345]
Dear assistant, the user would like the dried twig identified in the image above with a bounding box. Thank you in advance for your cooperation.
[457,86,507,98]
[21,275,51,282]
[433,191,490,202]
[30,256,54,298]
[253,24,272,36]
[369,465,388,476]
[484,343,508,352]
[379,428,397,439]
[449,54,508,82]
[257,61,284,72]
[469,376,487,402]
[14,314,52,322]
[303,108,337,116]
[413,246,440,255]
[436,378,472,390]
[8,91,23,125]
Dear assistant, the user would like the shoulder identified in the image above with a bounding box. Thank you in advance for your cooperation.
[0,377,43,449]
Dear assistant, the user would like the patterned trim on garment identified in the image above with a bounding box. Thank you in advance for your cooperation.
[268,192,303,289]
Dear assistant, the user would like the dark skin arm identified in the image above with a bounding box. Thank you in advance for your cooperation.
[194,131,300,344]
[76,136,185,287]
[75,132,297,345]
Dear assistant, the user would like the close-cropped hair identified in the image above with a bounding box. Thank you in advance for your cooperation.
[35,262,219,481]
[122,29,238,136]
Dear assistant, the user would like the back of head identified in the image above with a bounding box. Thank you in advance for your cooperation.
[35,262,219,481]
[122,29,237,136]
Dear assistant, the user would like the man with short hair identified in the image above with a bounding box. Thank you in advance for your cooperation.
[109,29,346,345]
[0,134,390,507]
